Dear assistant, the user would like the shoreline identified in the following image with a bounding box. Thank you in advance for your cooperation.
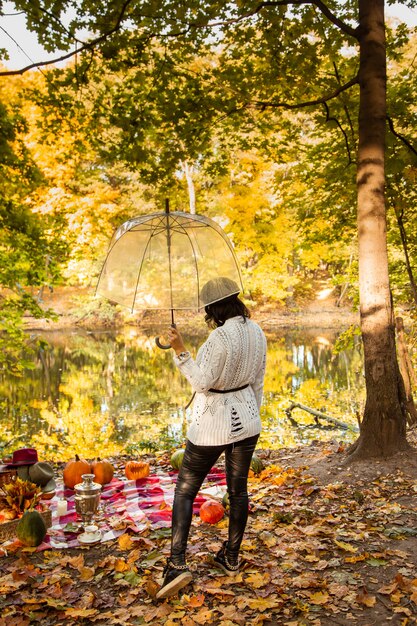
[22,286,360,332]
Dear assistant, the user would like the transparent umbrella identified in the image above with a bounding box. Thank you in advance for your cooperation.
[96,204,243,348]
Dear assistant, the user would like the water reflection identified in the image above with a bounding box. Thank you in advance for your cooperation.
[0,327,364,460]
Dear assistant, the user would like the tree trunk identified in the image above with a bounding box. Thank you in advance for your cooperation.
[180,160,196,214]
[350,0,409,458]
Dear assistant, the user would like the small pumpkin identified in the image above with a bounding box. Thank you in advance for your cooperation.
[170,449,185,471]
[125,460,150,481]
[199,499,225,524]
[250,453,265,475]
[16,510,47,547]
[63,454,91,489]
[91,458,114,485]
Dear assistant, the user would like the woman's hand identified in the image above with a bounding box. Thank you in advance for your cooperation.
[167,325,187,355]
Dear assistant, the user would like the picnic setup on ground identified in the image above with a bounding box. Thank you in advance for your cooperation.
[0,447,265,552]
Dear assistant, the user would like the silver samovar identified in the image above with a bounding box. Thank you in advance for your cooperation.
[74,474,102,526]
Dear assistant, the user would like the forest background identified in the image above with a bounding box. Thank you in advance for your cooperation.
[0,0,417,458]
[1,5,417,625]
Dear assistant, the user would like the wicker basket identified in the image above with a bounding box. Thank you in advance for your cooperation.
[0,469,17,487]
[0,507,52,543]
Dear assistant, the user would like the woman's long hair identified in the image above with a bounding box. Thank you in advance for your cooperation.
[204,294,250,328]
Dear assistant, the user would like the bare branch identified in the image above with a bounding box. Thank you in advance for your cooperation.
[0,0,134,77]
[250,75,359,111]
[387,116,417,158]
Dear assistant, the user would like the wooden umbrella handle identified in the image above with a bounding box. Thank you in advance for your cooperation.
[155,323,176,350]
[155,336,171,350]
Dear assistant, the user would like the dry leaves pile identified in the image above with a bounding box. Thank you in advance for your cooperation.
[0,442,416,626]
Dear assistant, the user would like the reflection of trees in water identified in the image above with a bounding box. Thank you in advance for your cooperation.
[260,330,364,450]
[0,328,365,457]
[275,332,364,397]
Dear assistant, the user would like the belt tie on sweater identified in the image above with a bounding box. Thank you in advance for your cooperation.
[184,384,249,410]
[208,384,249,394]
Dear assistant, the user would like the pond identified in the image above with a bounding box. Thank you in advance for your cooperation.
[0,326,365,461]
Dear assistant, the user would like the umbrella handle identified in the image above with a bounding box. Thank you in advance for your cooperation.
[155,337,171,350]
[155,323,176,350]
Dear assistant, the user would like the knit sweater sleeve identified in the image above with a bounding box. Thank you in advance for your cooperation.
[173,331,226,392]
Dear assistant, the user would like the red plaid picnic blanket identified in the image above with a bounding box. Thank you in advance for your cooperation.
[33,468,227,551]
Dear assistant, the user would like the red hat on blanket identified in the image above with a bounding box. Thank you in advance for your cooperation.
[0,447,39,469]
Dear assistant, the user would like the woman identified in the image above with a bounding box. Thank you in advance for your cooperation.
[156,277,267,600]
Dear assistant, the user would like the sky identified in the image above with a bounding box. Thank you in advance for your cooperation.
[1,1,417,71]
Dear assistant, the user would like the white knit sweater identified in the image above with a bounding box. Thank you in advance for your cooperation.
[174,316,267,446]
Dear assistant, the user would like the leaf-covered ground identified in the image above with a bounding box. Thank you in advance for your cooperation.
[1,435,416,626]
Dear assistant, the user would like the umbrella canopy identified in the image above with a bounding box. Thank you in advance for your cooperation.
[96,209,243,314]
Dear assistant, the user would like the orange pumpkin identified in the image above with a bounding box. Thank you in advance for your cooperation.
[63,454,91,489]
[125,461,150,481]
[91,458,114,485]
[199,500,225,524]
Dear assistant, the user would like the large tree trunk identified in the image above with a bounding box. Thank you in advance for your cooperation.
[350,0,409,459]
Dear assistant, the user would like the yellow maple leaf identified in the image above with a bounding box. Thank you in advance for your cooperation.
[168,611,186,620]
[307,591,329,605]
[66,554,85,569]
[216,518,228,529]
[78,566,95,581]
[345,554,367,563]
[181,618,199,626]
[114,558,130,572]
[334,539,358,553]
[118,533,134,551]
[245,571,271,588]
[390,591,404,603]
[193,609,214,624]
[247,597,282,611]
[64,608,98,618]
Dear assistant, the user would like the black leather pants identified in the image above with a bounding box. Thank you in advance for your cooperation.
[170,434,259,562]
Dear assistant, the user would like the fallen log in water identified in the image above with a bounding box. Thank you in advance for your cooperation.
[285,402,359,432]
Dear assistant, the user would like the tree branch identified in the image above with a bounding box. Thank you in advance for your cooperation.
[310,0,357,38]
[387,115,417,158]
[333,61,355,138]
[250,75,359,111]
[0,0,134,77]
[193,1,357,39]
[27,0,83,43]
[0,0,358,77]
[0,47,76,76]
[323,102,353,164]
